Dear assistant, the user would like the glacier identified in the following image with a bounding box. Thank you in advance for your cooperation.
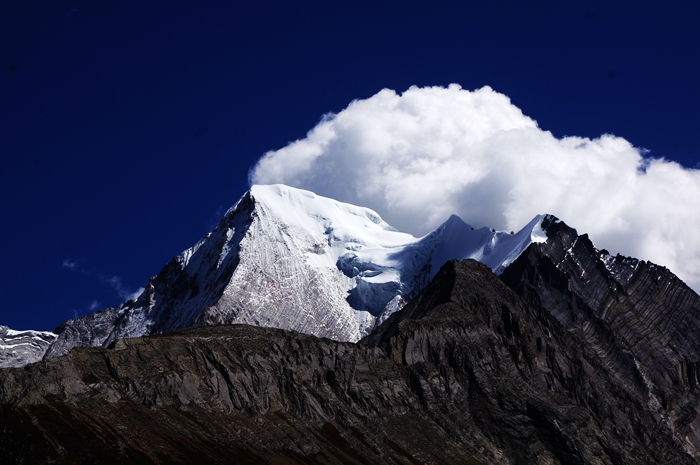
[32,185,549,362]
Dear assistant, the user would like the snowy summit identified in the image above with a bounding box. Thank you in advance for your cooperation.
[12,184,551,366]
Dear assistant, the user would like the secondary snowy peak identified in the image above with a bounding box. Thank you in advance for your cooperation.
[44,184,551,357]
[423,213,548,277]
[0,326,57,368]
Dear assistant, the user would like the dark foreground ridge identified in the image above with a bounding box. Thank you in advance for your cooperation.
[501,215,700,455]
[2,258,698,464]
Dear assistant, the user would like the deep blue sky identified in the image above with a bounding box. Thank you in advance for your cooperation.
[1,1,698,331]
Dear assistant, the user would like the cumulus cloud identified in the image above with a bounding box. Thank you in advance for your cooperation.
[250,84,700,292]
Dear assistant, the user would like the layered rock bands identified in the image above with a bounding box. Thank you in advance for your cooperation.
[1,258,698,464]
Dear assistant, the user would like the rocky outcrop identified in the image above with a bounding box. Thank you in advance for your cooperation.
[0,326,56,368]
[500,215,700,459]
[44,307,121,358]
[0,260,695,464]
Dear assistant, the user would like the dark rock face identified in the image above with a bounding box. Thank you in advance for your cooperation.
[500,215,700,460]
[0,259,696,464]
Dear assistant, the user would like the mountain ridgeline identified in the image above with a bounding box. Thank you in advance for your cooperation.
[1,258,699,464]
[43,184,548,359]
[1,185,700,464]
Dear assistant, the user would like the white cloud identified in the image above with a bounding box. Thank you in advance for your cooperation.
[250,84,700,292]
[128,287,145,301]
[62,259,77,270]
[101,275,142,302]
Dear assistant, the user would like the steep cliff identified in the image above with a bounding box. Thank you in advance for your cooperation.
[500,215,700,459]
[0,260,694,464]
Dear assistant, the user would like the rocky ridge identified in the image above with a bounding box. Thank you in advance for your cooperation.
[500,215,700,458]
[0,259,696,464]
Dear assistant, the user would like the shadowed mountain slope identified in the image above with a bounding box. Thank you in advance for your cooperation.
[0,260,695,464]
[500,215,700,456]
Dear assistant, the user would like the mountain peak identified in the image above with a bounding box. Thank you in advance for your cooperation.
[9,185,555,365]
[249,184,398,233]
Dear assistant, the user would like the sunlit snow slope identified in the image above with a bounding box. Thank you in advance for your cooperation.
[43,184,548,358]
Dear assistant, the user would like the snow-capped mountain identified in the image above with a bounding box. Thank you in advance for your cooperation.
[6,187,700,462]
[42,185,547,359]
[0,326,57,368]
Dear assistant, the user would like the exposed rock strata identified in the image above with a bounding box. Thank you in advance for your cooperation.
[500,215,700,460]
[0,260,695,464]
[0,326,56,368]
[44,308,121,358]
